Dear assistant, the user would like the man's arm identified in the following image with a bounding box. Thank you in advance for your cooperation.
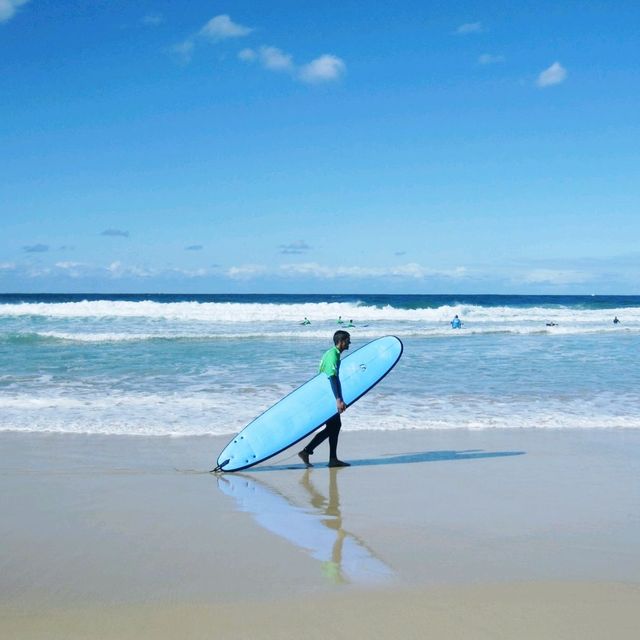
[328,375,347,413]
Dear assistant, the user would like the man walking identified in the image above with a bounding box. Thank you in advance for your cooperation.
[299,330,351,468]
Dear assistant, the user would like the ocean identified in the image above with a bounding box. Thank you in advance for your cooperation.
[1,294,639,437]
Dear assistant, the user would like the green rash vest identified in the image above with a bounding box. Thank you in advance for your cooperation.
[319,346,343,400]
[319,346,340,377]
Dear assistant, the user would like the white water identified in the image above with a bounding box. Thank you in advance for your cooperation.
[2,299,639,436]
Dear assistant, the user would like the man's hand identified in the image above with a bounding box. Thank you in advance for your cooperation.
[337,399,347,413]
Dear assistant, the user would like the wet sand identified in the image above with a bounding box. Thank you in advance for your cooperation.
[1,428,639,638]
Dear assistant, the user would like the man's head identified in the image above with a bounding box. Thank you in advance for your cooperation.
[333,330,351,352]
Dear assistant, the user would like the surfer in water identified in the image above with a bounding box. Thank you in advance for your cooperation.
[299,330,351,468]
[450,315,462,329]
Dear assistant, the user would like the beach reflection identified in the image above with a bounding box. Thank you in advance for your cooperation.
[217,469,394,585]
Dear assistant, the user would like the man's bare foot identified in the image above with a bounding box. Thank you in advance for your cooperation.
[328,458,350,467]
[298,450,313,467]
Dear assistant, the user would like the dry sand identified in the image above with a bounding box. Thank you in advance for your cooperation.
[4,582,639,640]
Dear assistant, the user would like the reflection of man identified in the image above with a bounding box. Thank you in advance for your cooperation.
[217,470,393,585]
[299,331,351,468]
[301,467,341,520]
[301,468,346,584]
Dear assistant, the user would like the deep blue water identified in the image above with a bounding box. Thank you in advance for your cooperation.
[2,292,640,309]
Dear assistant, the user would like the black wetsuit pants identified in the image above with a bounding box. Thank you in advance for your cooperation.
[303,413,342,459]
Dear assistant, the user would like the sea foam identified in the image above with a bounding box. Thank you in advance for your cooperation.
[1,299,638,324]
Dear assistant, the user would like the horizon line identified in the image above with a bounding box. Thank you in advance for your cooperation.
[1,292,639,298]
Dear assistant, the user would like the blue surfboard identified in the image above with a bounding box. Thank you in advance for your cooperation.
[214,335,403,472]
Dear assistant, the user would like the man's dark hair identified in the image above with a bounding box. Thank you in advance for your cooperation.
[333,330,351,345]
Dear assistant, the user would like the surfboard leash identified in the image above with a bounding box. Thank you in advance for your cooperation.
[211,458,230,473]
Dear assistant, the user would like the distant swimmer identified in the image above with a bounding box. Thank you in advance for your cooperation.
[613,316,620,324]
[345,320,356,328]
[336,316,344,325]
[450,315,462,329]
[300,317,311,325]
[546,322,558,327]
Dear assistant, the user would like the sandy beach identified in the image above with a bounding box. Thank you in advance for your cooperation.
[2,428,639,638]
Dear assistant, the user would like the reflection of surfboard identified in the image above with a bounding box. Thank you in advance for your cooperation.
[215,336,403,472]
[217,473,394,584]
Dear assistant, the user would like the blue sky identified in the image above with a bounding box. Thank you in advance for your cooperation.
[1,1,639,294]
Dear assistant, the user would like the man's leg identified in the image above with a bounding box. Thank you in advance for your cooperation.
[303,415,339,454]
[326,414,342,459]
[299,414,341,467]
[327,414,350,467]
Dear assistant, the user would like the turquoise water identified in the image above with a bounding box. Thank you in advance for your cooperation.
[1,294,639,436]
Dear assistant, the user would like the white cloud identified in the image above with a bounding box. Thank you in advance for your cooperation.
[176,15,345,86]
[171,39,195,62]
[520,269,589,285]
[278,262,464,280]
[54,262,87,278]
[27,266,52,277]
[221,262,469,282]
[108,261,154,278]
[199,14,253,41]
[537,61,567,88]
[238,48,257,62]
[171,267,208,277]
[381,263,429,279]
[478,53,504,65]
[1,258,222,283]
[280,263,332,278]
[258,45,294,72]
[227,265,268,280]
[0,0,30,23]
[241,47,345,83]
[173,14,253,63]
[298,54,346,83]
[142,13,163,27]
[456,22,483,35]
